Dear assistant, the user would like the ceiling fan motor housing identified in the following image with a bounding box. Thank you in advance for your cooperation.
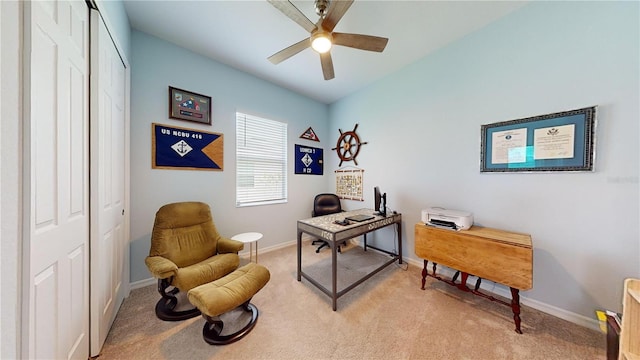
[315,0,330,18]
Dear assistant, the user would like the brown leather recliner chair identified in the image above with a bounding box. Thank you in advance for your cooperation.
[145,201,244,321]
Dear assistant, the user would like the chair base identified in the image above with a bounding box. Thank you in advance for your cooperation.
[155,297,201,321]
[313,239,345,253]
[202,302,259,345]
[154,278,201,321]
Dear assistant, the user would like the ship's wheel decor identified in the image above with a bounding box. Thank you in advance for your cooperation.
[332,124,367,166]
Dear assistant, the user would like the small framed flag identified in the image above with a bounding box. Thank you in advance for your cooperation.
[294,144,323,175]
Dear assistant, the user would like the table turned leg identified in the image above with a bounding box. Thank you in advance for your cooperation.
[421,260,428,290]
[474,277,482,291]
[457,272,470,291]
[510,287,523,334]
[452,271,460,283]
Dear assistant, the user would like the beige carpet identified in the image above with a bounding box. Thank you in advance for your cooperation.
[98,240,606,360]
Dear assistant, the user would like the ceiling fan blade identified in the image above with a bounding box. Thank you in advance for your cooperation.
[267,0,316,33]
[321,0,354,32]
[332,32,389,52]
[268,38,310,64]
[320,52,335,80]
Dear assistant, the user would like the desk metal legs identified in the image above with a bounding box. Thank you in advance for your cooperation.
[398,222,402,264]
[297,214,402,311]
[361,222,402,265]
[297,230,302,281]
[331,241,338,311]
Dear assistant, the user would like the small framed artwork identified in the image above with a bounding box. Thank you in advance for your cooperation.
[480,106,596,172]
[168,86,212,125]
[299,127,320,141]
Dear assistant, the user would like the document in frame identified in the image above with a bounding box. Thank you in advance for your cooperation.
[491,128,527,164]
[533,124,575,160]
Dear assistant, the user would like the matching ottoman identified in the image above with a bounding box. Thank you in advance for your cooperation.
[187,262,270,345]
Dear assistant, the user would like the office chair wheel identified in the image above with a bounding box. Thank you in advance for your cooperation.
[315,240,329,253]
[332,123,367,167]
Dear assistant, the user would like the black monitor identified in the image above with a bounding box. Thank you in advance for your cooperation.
[374,186,387,217]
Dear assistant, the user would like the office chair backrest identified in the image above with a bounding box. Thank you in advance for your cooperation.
[313,193,342,217]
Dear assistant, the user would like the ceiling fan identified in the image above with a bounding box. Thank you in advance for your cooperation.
[267,0,389,80]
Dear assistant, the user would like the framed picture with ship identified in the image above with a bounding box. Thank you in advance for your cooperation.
[168,86,212,125]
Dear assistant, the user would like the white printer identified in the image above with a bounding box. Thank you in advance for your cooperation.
[421,207,473,230]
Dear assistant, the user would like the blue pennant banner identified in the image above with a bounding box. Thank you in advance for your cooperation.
[152,123,223,171]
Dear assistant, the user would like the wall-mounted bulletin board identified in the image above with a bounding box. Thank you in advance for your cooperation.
[335,167,364,201]
[480,106,596,172]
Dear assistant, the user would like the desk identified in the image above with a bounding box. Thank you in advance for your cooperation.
[415,223,533,333]
[297,209,402,310]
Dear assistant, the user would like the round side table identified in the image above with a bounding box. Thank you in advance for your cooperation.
[231,232,263,263]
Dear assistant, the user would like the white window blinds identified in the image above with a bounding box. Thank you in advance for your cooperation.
[236,112,288,207]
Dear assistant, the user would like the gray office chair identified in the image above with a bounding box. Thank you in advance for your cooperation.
[311,193,346,253]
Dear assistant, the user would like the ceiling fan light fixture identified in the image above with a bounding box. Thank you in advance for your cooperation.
[311,32,332,53]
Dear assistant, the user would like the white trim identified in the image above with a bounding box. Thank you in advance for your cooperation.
[130,277,156,291]
[0,1,22,359]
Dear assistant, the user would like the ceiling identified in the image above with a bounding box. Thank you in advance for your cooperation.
[123,1,528,104]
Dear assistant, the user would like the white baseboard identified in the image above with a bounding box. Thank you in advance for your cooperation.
[130,239,600,332]
[130,277,155,290]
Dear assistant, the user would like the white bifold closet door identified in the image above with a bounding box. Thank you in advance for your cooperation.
[89,8,127,357]
[26,0,90,358]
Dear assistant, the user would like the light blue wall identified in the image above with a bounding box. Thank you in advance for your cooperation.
[328,1,639,319]
[127,1,638,321]
[129,31,330,283]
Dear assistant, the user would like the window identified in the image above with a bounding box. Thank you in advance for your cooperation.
[236,112,287,207]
